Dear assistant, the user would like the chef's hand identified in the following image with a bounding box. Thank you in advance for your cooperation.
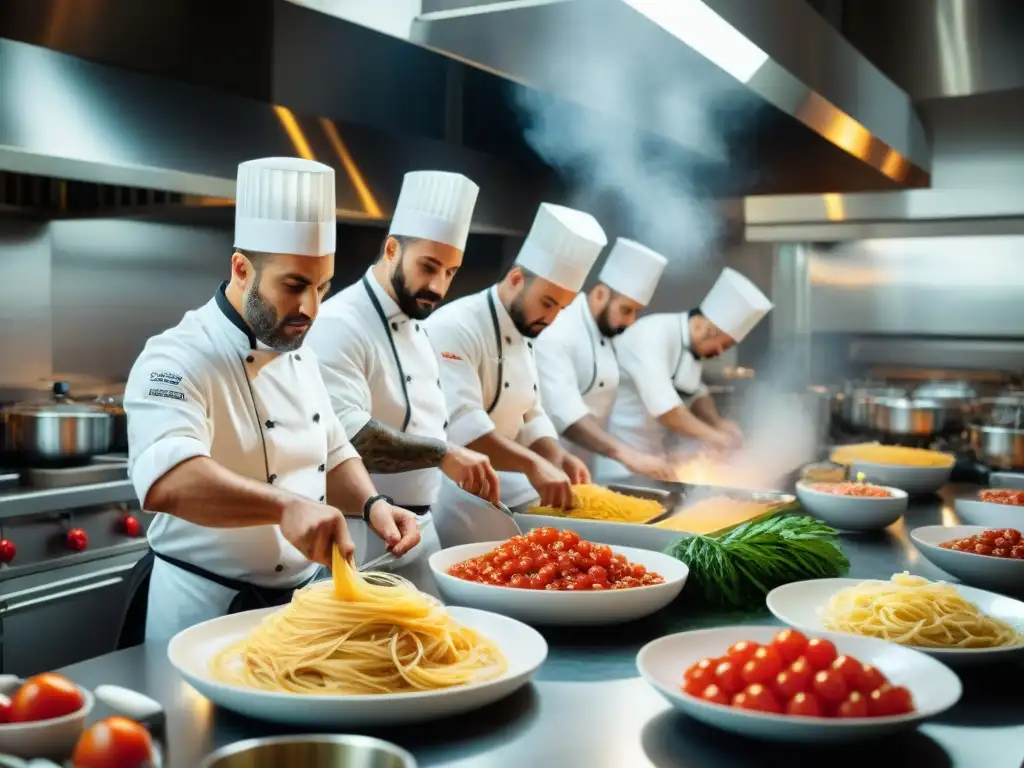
[280,498,355,567]
[560,451,591,485]
[526,457,574,510]
[619,448,677,482]
[719,419,744,447]
[441,444,501,505]
[367,500,421,557]
[703,428,735,453]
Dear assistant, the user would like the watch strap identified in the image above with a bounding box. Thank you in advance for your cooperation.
[362,493,393,523]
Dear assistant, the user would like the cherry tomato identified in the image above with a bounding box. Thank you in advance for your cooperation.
[72,716,154,768]
[66,528,89,552]
[594,545,613,568]
[0,538,15,564]
[811,668,848,706]
[830,655,864,690]
[770,628,808,663]
[786,691,823,717]
[774,662,812,700]
[856,664,888,694]
[682,666,714,696]
[804,637,838,670]
[732,684,781,714]
[508,573,527,589]
[741,646,783,686]
[836,690,869,718]
[726,640,760,666]
[701,684,729,706]
[557,530,580,548]
[684,657,719,682]
[0,693,11,724]
[10,673,85,723]
[713,661,745,696]
[869,684,915,717]
[122,515,142,538]
[575,541,593,557]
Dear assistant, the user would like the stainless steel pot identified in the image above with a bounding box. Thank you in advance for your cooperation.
[976,395,1024,429]
[0,382,112,465]
[969,423,1024,470]
[837,385,907,431]
[201,735,418,768]
[912,380,977,429]
[868,396,952,437]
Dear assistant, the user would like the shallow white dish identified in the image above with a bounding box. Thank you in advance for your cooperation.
[430,542,688,625]
[955,496,1023,529]
[911,525,1024,594]
[766,577,1024,666]
[795,481,907,531]
[515,513,682,552]
[168,606,547,727]
[0,679,94,759]
[637,625,962,743]
[988,472,1024,490]
[848,460,953,495]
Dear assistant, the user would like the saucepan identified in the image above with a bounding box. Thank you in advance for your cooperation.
[0,382,112,466]
[969,423,1024,471]
[867,396,955,438]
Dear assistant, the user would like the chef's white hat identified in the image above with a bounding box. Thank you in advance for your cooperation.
[700,267,774,342]
[388,171,480,252]
[234,157,336,257]
[514,203,607,292]
[597,238,668,306]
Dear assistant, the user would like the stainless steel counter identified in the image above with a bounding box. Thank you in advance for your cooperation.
[54,486,1024,768]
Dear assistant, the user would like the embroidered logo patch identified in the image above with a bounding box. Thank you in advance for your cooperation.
[440,351,463,361]
[150,372,182,385]
[148,388,185,401]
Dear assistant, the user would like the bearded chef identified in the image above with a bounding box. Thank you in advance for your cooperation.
[594,267,773,482]
[425,203,606,543]
[120,157,420,643]
[534,237,674,481]
[305,170,498,590]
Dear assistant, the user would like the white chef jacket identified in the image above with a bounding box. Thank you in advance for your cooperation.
[124,283,359,640]
[426,286,558,507]
[595,312,708,481]
[533,293,619,469]
[306,269,448,507]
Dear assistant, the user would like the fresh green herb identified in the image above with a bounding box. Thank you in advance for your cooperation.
[666,515,849,611]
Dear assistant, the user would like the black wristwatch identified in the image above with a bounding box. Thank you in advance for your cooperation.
[362,493,393,523]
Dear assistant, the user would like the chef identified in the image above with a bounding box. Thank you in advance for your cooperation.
[425,202,607,542]
[305,170,498,589]
[534,237,674,481]
[594,267,773,482]
[122,157,420,642]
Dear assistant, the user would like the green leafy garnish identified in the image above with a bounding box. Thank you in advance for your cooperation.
[666,514,849,612]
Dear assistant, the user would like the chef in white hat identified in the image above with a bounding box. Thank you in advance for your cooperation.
[594,267,773,482]
[425,203,606,544]
[121,157,420,642]
[534,237,674,480]
[305,170,499,591]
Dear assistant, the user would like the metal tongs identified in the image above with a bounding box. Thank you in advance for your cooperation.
[357,550,399,586]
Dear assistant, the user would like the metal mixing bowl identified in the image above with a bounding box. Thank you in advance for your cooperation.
[200,735,417,768]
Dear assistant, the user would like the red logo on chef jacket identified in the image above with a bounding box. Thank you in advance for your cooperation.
[440,351,463,361]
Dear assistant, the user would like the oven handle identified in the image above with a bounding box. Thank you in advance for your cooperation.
[1,576,126,617]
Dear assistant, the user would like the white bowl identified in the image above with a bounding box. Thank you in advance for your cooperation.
[911,525,1024,594]
[795,481,907,531]
[515,513,682,552]
[429,542,688,626]
[988,472,1024,490]
[0,681,94,759]
[168,605,547,727]
[954,496,1024,529]
[766,577,1024,667]
[636,625,962,743]
[848,461,953,495]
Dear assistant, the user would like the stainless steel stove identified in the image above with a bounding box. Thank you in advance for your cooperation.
[0,455,148,676]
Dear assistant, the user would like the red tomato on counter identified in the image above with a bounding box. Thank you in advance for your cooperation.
[66,528,89,552]
[122,515,143,538]
[72,716,154,768]
[0,538,15,564]
[10,672,85,723]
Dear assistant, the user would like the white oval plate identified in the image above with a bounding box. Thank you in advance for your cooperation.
[795,482,907,531]
[848,461,953,495]
[637,626,962,743]
[911,525,1024,594]
[168,606,547,727]
[955,496,1024,529]
[430,542,688,625]
[766,577,1024,666]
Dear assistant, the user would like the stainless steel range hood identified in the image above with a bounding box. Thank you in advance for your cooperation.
[0,36,552,233]
[404,0,931,193]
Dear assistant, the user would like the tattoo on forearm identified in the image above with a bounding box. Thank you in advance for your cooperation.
[351,418,448,473]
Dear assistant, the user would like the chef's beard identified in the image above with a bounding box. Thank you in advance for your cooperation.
[508,293,548,338]
[243,283,309,352]
[391,256,442,320]
[595,304,626,338]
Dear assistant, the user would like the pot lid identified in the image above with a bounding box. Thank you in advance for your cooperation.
[5,401,111,417]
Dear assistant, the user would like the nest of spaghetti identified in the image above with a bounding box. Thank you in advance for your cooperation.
[210,555,508,695]
[527,483,665,524]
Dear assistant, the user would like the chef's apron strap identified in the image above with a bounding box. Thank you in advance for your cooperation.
[115,549,155,650]
[361,276,412,432]
[485,291,505,414]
